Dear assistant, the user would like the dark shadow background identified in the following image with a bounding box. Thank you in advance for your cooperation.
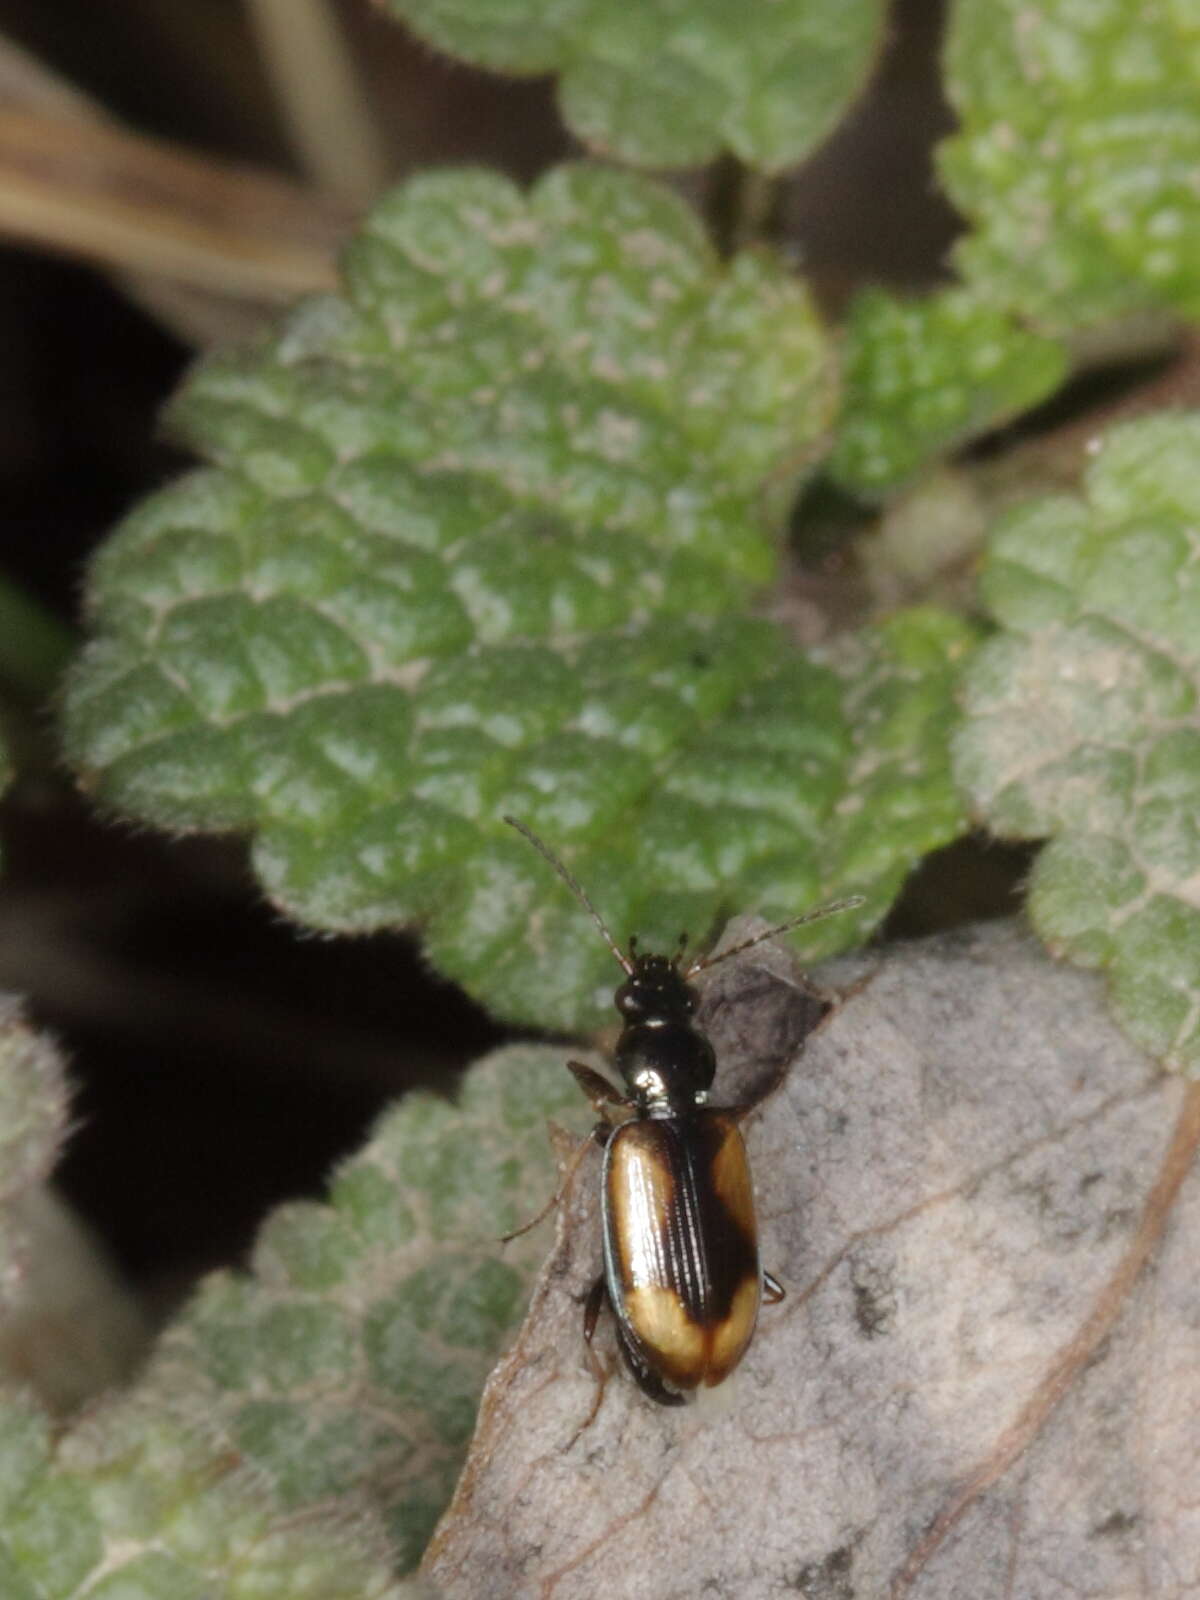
[0,0,1005,1312]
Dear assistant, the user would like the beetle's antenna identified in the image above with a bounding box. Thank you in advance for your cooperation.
[503,816,634,975]
[685,895,865,977]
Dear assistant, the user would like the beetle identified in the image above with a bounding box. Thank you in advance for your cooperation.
[504,816,862,1407]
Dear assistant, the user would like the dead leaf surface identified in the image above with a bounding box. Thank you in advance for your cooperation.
[424,923,1199,1599]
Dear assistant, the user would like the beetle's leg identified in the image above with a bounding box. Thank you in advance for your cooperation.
[501,1062,625,1244]
[562,1274,613,1448]
[567,1060,632,1120]
[581,1272,608,1344]
[575,1267,686,1435]
[763,1270,785,1304]
[499,1121,608,1243]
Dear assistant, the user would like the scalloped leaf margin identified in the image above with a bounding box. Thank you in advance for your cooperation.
[940,0,1200,335]
[383,0,889,171]
[829,286,1069,496]
[0,998,70,1312]
[146,1043,591,1574]
[955,411,1200,1074]
[0,1387,409,1600]
[60,162,947,1030]
[0,1045,587,1588]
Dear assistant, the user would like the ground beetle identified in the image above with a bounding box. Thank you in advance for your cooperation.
[504,817,862,1407]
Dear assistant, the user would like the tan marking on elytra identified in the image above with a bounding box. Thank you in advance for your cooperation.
[606,1125,676,1289]
[706,1275,762,1384]
[708,1118,757,1239]
[623,1285,706,1387]
[604,1116,766,1388]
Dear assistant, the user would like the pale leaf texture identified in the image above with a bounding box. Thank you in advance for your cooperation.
[145,1044,593,1574]
[60,164,972,1028]
[382,0,888,171]
[423,923,1192,1599]
[0,997,69,1316]
[0,1042,587,1593]
[830,287,1067,495]
[0,1390,412,1600]
[941,0,1200,334]
[956,413,1200,1072]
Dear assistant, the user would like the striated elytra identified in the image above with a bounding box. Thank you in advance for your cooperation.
[503,816,861,1408]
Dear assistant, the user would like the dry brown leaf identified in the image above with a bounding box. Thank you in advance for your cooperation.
[423,922,1198,1599]
[0,30,349,345]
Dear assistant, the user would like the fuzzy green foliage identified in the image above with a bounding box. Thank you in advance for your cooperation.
[0,1389,410,1599]
[382,0,888,170]
[0,1000,69,1311]
[408,604,975,1028]
[60,163,973,1028]
[941,0,1200,334]
[819,607,973,886]
[829,287,1069,495]
[956,412,1200,1073]
[146,1044,589,1574]
[0,1006,407,1592]
[0,1045,587,1587]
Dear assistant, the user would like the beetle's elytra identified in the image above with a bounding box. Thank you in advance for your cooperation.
[603,1107,763,1395]
[504,816,862,1407]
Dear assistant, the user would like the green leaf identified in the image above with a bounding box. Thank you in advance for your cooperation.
[0,1387,407,1599]
[382,0,889,170]
[955,412,1200,1073]
[148,1043,592,1574]
[829,287,1068,495]
[64,162,961,1030]
[819,607,975,895]
[61,165,974,1028]
[940,0,1200,334]
[0,1009,146,1414]
[0,998,71,1313]
[423,606,973,1028]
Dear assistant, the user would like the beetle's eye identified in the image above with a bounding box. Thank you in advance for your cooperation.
[616,982,643,1016]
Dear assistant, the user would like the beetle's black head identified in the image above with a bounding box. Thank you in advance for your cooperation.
[615,952,697,1026]
[614,951,716,1109]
